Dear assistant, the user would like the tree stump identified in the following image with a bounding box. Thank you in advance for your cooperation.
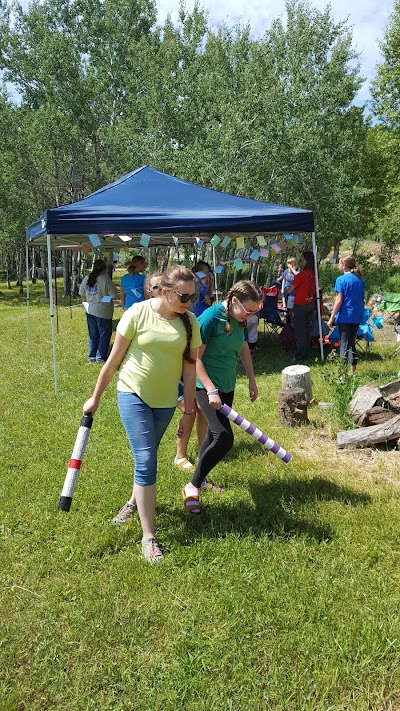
[282,365,312,404]
[278,387,308,426]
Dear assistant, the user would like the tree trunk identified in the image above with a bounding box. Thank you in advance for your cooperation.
[278,387,308,425]
[282,365,312,403]
[332,238,341,263]
[71,251,79,297]
[40,247,49,299]
[63,249,71,296]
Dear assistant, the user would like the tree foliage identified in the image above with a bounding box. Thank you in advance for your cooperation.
[0,0,385,277]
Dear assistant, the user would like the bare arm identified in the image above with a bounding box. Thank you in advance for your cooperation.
[240,341,258,402]
[83,331,131,415]
[196,344,222,410]
[178,349,198,438]
[327,292,343,327]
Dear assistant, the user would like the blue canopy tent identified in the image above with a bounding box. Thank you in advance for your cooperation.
[26,166,321,393]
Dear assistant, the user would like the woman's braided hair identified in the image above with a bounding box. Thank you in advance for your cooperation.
[159,265,196,363]
[225,280,262,335]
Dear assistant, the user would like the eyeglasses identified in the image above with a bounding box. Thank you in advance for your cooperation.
[236,297,260,316]
[173,290,198,304]
[149,284,160,291]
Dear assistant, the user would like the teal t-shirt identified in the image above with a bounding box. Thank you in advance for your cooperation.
[197,302,247,393]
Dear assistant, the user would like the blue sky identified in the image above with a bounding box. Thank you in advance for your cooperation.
[157,0,394,105]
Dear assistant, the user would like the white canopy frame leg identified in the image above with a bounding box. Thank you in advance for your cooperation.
[26,242,30,351]
[47,233,58,395]
[212,244,219,303]
[312,231,324,362]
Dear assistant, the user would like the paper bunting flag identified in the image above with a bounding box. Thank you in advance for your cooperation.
[196,271,207,279]
[236,236,245,249]
[256,235,266,246]
[214,265,224,274]
[233,258,244,270]
[210,234,221,247]
[122,246,130,253]
[271,242,282,253]
[114,247,120,254]
[172,236,179,247]
[89,233,101,247]
[82,245,91,253]
[250,249,261,262]
[103,251,109,257]
[140,233,151,248]
[182,258,189,267]
[101,296,112,303]
[283,233,293,240]
[118,235,132,242]
[292,235,301,244]
[72,247,80,253]
[220,236,231,249]
[196,237,203,247]
[260,248,269,258]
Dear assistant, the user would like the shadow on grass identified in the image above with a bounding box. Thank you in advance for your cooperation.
[88,476,371,560]
[176,476,370,546]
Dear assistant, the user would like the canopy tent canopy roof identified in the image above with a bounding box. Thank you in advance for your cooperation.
[26,166,314,248]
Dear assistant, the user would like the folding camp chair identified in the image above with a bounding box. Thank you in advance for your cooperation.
[377,292,400,325]
[390,325,400,358]
[328,308,376,358]
[355,308,375,355]
[259,286,286,337]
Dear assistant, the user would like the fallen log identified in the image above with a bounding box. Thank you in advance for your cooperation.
[337,415,400,449]
[350,385,384,422]
[359,407,396,427]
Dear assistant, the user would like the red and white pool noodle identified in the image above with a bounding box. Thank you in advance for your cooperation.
[58,414,93,511]
[219,403,292,463]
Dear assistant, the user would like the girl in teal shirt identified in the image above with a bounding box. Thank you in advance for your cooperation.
[182,280,262,514]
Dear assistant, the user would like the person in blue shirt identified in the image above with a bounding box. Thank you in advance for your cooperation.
[327,256,365,374]
[120,256,147,310]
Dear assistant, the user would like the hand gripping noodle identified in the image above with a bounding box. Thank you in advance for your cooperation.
[219,404,292,463]
[58,414,93,511]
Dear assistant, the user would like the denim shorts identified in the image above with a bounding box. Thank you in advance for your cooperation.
[117,391,175,486]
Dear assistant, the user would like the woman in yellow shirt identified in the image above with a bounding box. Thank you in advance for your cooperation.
[83,265,202,563]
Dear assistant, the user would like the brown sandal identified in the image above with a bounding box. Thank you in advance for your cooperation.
[182,487,201,515]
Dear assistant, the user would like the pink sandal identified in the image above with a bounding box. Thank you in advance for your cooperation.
[182,487,201,515]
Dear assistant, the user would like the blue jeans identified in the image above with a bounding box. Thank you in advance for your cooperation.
[117,392,175,486]
[86,314,112,361]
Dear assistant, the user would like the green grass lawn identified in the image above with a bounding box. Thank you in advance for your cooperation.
[1,285,400,711]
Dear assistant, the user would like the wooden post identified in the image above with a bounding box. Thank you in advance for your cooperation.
[278,387,308,426]
[282,365,312,404]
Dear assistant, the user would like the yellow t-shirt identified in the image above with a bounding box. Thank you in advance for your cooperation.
[116,300,202,407]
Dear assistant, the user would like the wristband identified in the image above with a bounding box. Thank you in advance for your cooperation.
[207,388,218,395]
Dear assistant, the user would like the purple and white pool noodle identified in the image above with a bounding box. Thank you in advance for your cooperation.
[219,403,292,463]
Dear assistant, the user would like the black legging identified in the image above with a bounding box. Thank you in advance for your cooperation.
[190,389,234,489]
[338,322,359,366]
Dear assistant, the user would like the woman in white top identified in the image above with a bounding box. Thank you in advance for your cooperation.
[79,259,118,362]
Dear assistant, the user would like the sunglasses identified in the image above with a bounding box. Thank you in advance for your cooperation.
[236,297,260,316]
[173,290,198,304]
[149,284,160,291]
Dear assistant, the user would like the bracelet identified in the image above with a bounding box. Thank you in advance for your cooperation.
[207,388,218,395]
[183,411,193,416]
